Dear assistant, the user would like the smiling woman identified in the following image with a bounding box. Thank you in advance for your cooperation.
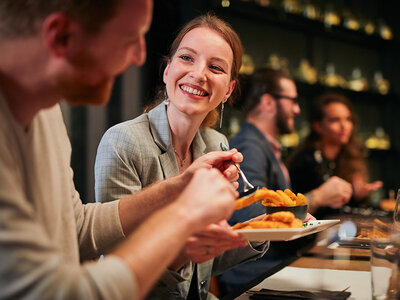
[94,13,268,300]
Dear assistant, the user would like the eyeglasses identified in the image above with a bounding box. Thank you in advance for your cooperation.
[269,93,299,104]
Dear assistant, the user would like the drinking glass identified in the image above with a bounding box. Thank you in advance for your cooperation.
[393,189,400,231]
[370,218,399,300]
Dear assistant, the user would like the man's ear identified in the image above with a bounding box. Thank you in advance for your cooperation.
[42,13,77,57]
[259,93,276,111]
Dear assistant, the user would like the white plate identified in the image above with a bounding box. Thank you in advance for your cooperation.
[234,220,340,241]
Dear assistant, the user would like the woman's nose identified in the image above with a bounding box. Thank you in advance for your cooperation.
[190,62,207,83]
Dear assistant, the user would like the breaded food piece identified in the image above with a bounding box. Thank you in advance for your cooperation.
[235,187,307,209]
[234,188,268,210]
[290,218,303,228]
[234,194,255,210]
[276,190,296,206]
[296,193,307,205]
[235,188,284,209]
[232,221,251,230]
[258,221,291,229]
[284,189,297,202]
[248,221,272,228]
[232,211,303,230]
[264,211,295,223]
[260,189,284,207]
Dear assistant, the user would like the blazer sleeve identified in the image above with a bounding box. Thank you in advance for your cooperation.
[95,123,143,203]
[211,241,269,276]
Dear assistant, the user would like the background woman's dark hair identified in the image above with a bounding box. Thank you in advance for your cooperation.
[241,67,292,117]
[145,12,243,127]
[289,92,368,182]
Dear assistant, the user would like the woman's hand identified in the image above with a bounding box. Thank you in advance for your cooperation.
[183,149,243,189]
[352,174,383,201]
[304,213,316,222]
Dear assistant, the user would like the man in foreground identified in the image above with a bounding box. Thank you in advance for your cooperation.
[0,1,247,299]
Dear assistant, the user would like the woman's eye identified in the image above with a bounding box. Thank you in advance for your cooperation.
[179,55,192,61]
[210,65,224,72]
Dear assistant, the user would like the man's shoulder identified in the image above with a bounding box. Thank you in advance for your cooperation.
[230,125,267,149]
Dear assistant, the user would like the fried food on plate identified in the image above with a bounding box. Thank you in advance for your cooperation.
[295,192,307,205]
[232,211,303,230]
[234,187,307,210]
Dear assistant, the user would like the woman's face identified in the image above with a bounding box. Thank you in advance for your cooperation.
[314,102,354,146]
[163,27,235,118]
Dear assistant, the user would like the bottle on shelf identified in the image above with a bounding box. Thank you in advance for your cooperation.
[373,71,390,95]
[319,63,346,88]
[265,53,282,70]
[299,0,319,20]
[294,59,318,84]
[343,9,360,31]
[282,0,300,14]
[365,127,391,150]
[363,20,376,35]
[239,53,255,75]
[323,4,340,28]
[378,19,393,40]
[348,67,368,92]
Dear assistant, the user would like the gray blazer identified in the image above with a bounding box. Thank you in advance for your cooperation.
[95,102,267,300]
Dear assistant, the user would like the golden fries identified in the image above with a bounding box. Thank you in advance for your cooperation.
[296,193,307,205]
[234,187,307,210]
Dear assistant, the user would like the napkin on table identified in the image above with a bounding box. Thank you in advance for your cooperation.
[247,288,351,299]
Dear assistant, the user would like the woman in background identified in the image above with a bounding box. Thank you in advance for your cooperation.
[288,92,382,219]
[95,13,267,300]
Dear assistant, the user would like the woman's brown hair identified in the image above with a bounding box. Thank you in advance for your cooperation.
[290,92,368,182]
[145,12,243,127]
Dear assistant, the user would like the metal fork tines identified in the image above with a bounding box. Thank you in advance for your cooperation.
[219,142,255,192]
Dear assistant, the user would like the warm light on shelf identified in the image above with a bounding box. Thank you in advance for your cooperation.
[221,0,230,8]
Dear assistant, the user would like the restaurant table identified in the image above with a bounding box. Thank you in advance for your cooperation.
[221,217,378,300]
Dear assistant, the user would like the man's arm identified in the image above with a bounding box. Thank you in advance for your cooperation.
[118,149,241,235]
[112,168,237,299]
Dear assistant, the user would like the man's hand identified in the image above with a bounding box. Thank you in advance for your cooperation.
[184,220,247,263]
[183,149,243,189]
[177,168,238,226]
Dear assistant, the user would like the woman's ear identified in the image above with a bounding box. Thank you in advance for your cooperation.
[163,60,171,84]
[42,12,77,58]
[224,80,236,100]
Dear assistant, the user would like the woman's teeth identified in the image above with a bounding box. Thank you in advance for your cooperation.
[181,85,207,96]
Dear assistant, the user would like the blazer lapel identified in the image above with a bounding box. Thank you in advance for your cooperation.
[192,129,207,160]
[148,102,179,178]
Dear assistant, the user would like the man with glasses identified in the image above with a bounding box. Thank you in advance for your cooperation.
[218,67,352,295]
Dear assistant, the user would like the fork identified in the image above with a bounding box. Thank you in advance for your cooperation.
[219,142,257,195]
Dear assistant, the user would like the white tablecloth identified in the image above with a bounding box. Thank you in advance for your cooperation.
[235,267,371,300]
